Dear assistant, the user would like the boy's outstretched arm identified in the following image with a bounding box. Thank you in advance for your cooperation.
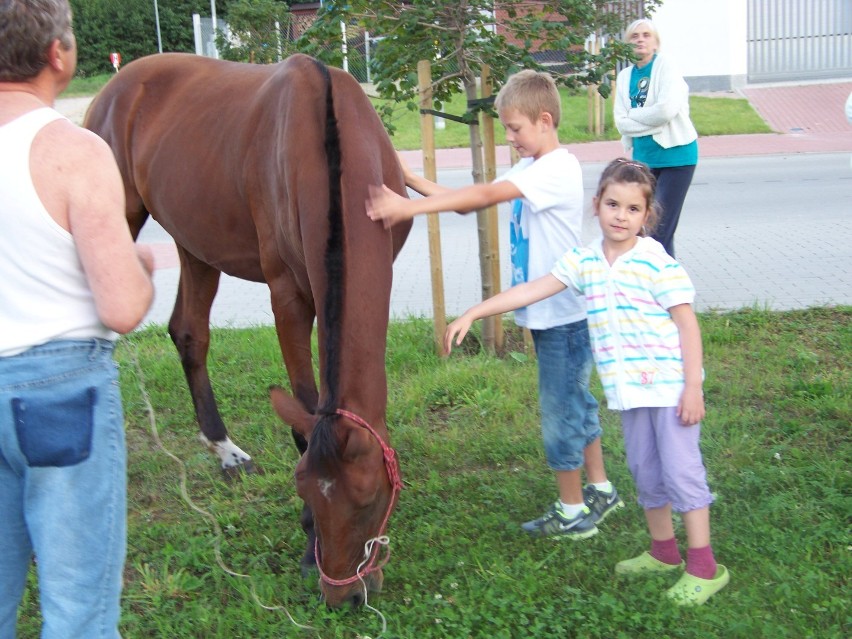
[366,180,521,229]
[444,275,566,354]
[669,303,706,426]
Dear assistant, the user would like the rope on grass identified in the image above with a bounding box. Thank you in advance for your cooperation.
[125,338,315,632]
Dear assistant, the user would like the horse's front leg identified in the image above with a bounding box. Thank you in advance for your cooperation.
[169,247,256,478]
[268,275,320,576]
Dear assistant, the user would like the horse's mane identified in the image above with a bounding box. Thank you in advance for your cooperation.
[309,58,344,468]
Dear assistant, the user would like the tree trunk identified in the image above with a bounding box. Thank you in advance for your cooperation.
[463,76,497,352]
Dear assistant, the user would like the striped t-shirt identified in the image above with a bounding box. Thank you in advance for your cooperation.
[551,237,698,411]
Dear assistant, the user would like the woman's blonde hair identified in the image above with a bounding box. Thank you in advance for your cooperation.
[624,18,661,49]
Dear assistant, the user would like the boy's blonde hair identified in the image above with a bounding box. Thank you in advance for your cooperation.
[494,69,561,127]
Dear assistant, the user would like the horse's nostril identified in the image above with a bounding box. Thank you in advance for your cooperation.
[349,590,365,607]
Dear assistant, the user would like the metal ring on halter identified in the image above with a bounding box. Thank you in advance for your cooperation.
[313,409,403,588]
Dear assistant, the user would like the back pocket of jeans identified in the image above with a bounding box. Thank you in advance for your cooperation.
[12,387,97,467]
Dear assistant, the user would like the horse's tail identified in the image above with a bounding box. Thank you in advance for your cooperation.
[310,58,345,465]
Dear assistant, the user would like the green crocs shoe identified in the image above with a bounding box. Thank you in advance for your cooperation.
[615,551,684,576]
[666,565,730,606]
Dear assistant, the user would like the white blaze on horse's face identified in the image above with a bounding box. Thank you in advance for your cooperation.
[317,478,335,500]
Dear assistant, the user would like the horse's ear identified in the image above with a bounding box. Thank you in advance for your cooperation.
[269,385,316,439]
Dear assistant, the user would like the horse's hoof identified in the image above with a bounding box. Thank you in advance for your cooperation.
[221,459,263,481]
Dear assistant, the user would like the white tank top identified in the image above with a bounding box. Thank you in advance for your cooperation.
[0,107,114,356]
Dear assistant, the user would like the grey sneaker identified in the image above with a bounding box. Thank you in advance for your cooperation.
[521,502,598,539]
[583,485,624,524]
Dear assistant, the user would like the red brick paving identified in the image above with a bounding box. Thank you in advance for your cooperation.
[741,82,852,134]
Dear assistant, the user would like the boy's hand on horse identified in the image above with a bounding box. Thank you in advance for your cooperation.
[366,183,412,229]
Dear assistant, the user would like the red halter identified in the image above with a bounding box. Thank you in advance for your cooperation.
[314,409,403,588]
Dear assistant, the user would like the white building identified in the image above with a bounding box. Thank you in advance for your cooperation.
[650,0,852,90]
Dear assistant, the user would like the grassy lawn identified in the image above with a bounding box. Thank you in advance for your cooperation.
[17,307,849,637]
[65,75,771,148]
[378,91,772,149]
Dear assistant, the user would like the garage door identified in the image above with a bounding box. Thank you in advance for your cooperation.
[748,0,852,83]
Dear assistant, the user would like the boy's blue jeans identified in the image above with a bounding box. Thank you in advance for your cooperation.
[531,321,602,472]
[0,339,126,639]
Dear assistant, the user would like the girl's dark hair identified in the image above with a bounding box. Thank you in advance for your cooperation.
[595,158,660,235]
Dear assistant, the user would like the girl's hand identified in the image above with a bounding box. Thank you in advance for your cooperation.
[444,315,474,355]
[677,385,705,426]
[366,184,411,229]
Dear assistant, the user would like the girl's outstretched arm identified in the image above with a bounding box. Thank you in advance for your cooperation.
[444,275,566,354]
[669,303,705,425]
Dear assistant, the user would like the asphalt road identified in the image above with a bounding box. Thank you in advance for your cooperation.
[138,151,852,327]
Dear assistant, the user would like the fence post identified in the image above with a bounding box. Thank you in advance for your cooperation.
[210,0,218,59]
[341,21,348,73]
[417,60,447,354]
[480,65,504,352]
[365,31,371,83]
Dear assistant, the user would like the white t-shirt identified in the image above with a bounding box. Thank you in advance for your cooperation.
[496,147,586,329]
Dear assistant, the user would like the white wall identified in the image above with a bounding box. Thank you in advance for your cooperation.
[650,0,748,90]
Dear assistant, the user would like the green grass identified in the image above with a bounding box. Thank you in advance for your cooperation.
[63,73,115,97]
[379,91,772,149]
[65,74,771,147]
[17,307,850,637]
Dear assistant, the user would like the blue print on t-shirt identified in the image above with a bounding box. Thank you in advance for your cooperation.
[510,198,528,286]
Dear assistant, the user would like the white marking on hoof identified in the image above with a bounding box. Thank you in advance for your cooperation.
[199,434,252,469]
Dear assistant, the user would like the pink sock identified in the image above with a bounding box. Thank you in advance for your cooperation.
[686,545,718,579]
[650,537,682,566]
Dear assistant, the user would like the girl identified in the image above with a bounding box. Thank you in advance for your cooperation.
[445,158,729,606]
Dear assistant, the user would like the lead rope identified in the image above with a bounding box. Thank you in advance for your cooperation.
[125,339,315,632]
[355,535,391,636]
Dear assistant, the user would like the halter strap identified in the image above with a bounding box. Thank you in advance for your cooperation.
[314,409,403,588]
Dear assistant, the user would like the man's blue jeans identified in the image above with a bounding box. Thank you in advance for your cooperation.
[531,321,602,471]
[0,339,126,639]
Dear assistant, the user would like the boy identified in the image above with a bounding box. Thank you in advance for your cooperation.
[366,70,622,539]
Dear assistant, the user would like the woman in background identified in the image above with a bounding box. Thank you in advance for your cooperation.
[614,18,698,259]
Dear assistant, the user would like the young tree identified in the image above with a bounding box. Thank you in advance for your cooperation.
[217,0,297,63]
[299,1,661,343]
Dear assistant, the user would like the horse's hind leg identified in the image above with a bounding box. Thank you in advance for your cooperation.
[170,247,256,477]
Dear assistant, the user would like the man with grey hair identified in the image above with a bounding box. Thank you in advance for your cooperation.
[0,1,154,636]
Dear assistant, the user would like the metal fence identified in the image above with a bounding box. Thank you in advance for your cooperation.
[747,0,852,83]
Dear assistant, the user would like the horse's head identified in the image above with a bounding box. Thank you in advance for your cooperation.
[270,386,401,608]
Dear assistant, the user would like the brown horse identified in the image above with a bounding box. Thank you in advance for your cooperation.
[84,52,411,607]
